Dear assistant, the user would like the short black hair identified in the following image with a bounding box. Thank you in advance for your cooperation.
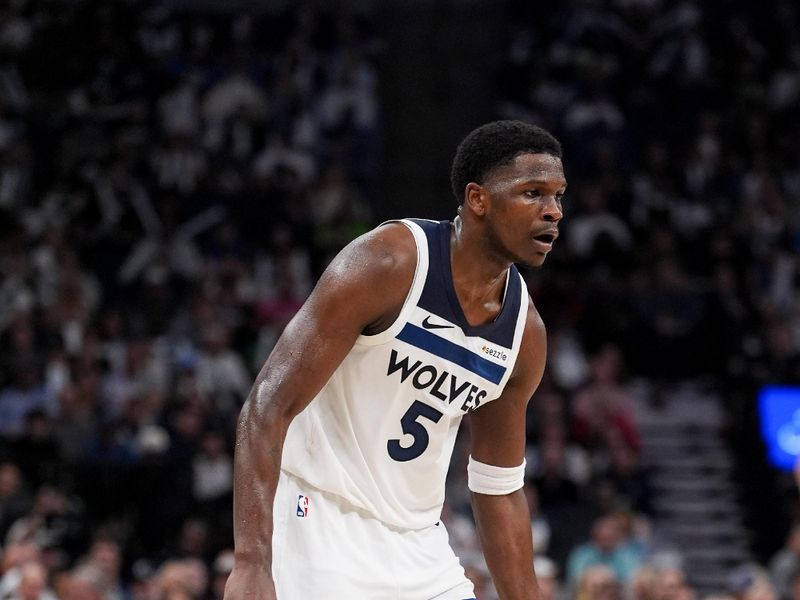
[450,120,562,204]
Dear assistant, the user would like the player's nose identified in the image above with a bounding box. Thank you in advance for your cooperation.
[542,195,563,223]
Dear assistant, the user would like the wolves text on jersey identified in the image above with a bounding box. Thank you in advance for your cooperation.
[387,349,487,412]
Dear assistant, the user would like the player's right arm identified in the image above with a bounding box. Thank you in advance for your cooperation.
[222,222,416,600]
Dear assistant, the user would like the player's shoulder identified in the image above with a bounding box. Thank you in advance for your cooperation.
[323,220,418,288]
[519,292,547,354]
[523,293,545,333]
[363,220,418,260]
[501,291,547,384]
[342,220,417,272]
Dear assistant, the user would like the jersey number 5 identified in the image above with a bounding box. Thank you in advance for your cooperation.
[387,400,444,462]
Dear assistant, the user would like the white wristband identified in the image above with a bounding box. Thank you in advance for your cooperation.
[467,455,526,495]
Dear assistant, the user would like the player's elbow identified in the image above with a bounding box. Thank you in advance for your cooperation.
[238,383,296,442]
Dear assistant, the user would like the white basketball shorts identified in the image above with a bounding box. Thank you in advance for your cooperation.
[272,470,477,599]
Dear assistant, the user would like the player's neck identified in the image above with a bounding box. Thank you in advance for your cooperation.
[451,215,511,280]
[449,216,510,322]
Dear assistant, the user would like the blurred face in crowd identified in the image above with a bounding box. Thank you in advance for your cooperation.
[1,541,41,572]
[200,430,226,458]
[606,512,628,544]
[157,559,208,600]
[652,568,687,600]
[590,344,624,384]
[26,411,50,439]
[631,566,656,600]
[0,462,22,497]
[579,566,621,600]
[534,557,559,600]
[61,575,104,600]
[178,519,209,557]
[18,561,48,600]
[789,526,800,554]
[744,578,777,600]
[33,485,67,517]
[89,539,122,581]
[791,573,800,600]
[538,572,558,600]
[16,365,39,390]
[592,516,621,553]
[182,558,209,597]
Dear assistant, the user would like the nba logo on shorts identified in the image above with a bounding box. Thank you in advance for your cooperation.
[296,494,309,517]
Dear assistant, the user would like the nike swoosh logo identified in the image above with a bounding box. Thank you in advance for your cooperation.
[422,316,454,330]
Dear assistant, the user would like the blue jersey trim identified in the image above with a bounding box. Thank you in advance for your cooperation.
[408,219,522,349]
[396,323,506,385]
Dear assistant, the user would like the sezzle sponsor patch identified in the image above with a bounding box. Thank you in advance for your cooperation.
[481,345,508,361]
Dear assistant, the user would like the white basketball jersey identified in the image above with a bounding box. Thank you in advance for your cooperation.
[281,219,530,530]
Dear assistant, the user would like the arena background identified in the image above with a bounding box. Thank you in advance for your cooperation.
[0,0,799,598]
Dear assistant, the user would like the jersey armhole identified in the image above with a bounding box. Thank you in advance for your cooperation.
[356,219,428,346]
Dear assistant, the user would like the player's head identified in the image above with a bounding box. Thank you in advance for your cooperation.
[450,120,562,205]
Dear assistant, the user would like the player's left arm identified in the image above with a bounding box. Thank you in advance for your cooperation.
[468,299,547,600]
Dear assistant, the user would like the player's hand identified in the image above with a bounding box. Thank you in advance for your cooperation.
[223,565,277,600]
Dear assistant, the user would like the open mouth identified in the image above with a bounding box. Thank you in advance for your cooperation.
[533,233,556,244]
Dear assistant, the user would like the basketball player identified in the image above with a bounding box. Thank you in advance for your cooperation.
[223,120,567,599]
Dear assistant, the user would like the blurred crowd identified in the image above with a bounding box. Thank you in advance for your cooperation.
[0,0,798,599]
[497,0,800,386]
[475,0,800,599]
[0,0,380,598]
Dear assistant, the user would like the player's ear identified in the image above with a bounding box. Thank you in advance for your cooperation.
[465,183,486,216]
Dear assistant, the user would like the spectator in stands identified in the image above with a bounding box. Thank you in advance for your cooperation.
[56,564,107,600]
[610,505,650,566]
[534,556,561,600]
[152,558,208,600]
[1,559,57,600]
[566,514,642,586]
[0,542,45,598]
[650,565,694,600]
[0,462,32,542]
[524,482,551,556]
[0,360,56,439]
[209,550,234,600]
[527,421,590,511]
[194,324,250,415]
[191,428,233,542]
[564,182,632,264]
[770,525,800,600]
[576,565,622,600]
[630,565,657,600]
[6,410,60,490]
[127,559,157,600]
[73,536,130,600]
[170,518,211,563]
[790,570,800,600]
[4,484,84,554]
[51,382,97,466]
[601,433,653,515]
[572,344,640,455]
[727,565,777,600]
